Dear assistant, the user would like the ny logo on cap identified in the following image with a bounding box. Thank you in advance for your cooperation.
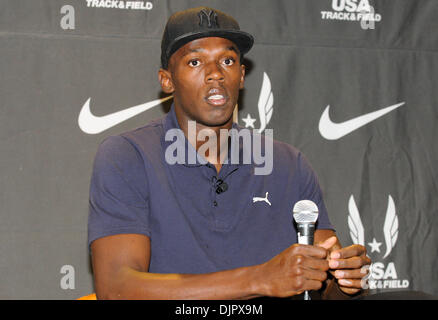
[198,9,218,28]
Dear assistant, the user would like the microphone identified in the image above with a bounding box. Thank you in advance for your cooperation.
[292,199,319,300]
[212,168,238,195]
[215,179,228,194]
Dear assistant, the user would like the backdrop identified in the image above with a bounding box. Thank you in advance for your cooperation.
[0,0,437,299]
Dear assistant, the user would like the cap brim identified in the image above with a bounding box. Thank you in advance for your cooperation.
[166,30,254,61]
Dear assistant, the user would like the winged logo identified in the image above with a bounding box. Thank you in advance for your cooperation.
[348,195,365,246]
[382,195,398,258]
[347,195,399,258]
[257,72,274,133]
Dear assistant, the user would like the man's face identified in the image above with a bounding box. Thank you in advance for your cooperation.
[159,37,245,128]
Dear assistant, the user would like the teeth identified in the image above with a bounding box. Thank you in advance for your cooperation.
[208,95,224,100]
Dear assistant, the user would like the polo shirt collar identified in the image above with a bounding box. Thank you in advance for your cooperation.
[162,104,252,168]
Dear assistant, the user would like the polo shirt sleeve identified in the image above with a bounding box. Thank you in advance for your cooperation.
[87,135,150,248]
[297,152,335,231]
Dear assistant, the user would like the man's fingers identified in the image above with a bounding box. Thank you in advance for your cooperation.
[301,279,325,292]
[294,267,328,282]
[329,256,365,269]
[338,286,362,295]
[337,278,363,289]
[326,243,371,294]
[330,244,366,259]
[291,255,329,272]
[329,244,370,270]
[334,268,369,280]
[288,243,327,259]
[316,236,337,251]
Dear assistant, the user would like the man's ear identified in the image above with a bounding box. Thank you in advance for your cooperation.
[158,68,175,93]
[239,64,246,89]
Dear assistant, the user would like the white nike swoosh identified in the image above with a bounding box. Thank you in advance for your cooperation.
[78,96,173,134]
[319,102,405,140]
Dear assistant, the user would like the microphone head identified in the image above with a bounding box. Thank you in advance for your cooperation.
[293,200,319,223]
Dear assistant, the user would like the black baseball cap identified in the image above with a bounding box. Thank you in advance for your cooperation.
[160,7,254,69]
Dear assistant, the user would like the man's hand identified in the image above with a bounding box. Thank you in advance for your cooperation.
[328,243,371,295]
[257,237,338,297]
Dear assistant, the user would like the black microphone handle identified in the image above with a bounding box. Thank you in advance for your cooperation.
[296,222,316,245]
[296,222,316,301]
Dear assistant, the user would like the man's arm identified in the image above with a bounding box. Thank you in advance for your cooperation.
[91,234,333,300]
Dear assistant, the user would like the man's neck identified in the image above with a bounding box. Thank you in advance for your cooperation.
[176,114,233,173]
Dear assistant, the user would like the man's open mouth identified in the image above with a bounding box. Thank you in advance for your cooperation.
[205,88,228,106]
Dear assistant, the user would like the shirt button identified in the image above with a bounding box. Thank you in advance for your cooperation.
[213,200,218,207]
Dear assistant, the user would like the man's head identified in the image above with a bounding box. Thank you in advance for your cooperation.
[160,7,253,70]
[158,7,254,128]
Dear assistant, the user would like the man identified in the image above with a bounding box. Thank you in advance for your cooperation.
[88,7,370,299]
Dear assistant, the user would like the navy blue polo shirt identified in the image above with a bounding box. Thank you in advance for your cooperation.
[88,105,334,274]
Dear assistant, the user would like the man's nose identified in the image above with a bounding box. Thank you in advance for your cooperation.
[205,62,224,83]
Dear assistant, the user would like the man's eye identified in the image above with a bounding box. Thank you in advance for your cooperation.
[188,59,200,67]
[223,58,235,66]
